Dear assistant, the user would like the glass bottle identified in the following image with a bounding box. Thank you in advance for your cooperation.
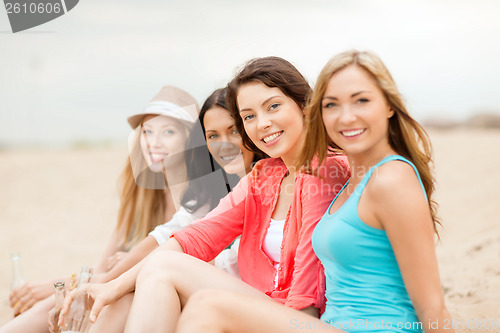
[61,266,94,333]
[52,280,66,333]
[10,251,26,291]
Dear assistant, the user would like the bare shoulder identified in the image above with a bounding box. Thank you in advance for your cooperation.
[364,160,431,231]
[365,160,425,206]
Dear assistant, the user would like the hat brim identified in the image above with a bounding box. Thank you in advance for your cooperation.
[127,102,198,129]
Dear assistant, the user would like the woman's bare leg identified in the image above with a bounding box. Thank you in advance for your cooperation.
[124,249,267,333]
[177,289,344,333]
[88,292,134,333]
[0,296,53,333]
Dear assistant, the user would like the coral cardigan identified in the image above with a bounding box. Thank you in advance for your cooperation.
[173,156,349,310]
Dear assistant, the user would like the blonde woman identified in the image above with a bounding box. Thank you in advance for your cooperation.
[2,85,197,333]
[174,51,454,333]
[87,87,259,288]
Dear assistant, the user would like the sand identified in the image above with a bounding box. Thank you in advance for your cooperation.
[1,129,499,332]
[430,129,500,332]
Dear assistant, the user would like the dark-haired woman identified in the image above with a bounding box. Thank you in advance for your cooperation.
[3,85,198,333]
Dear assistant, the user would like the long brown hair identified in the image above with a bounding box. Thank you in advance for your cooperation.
[226,56,311,156]
[300,50,440,235]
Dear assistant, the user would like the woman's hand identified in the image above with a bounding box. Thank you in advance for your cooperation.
[106,251,128,271]
[58,281,120,327]
[90,272,105,284]
[47,306,57,333]
[9,279,54,315]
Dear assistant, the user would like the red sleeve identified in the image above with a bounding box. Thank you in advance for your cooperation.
[285,155,350,311]
[172,170,251,262]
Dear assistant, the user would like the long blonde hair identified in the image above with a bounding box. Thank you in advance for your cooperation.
[115,124,170,250]
[300,50,440,235]
[115,158,166,249]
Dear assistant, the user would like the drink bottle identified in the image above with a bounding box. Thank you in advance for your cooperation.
[10,251,27,317]
[61,266,93,333]
[52,280,66,333]
[10,251,26,290]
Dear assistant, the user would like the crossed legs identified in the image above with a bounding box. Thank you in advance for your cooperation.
[123,248,268,333]
[90,248,342,333]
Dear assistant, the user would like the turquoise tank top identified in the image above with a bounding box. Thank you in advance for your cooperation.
[312,155,426,333]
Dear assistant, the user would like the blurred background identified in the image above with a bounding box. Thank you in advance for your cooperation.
[1,0,500,148]
[1,1,499,331]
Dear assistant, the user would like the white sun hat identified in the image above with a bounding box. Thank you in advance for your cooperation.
[127,85,199,129]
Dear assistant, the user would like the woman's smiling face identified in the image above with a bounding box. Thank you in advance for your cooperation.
[140,114,188,173]
[236,81,305,163]
[203,106,255,177]
[321,65,394,158]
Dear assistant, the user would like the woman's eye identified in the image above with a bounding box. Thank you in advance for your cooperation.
[356,98,369,104]
[323,102,337,109]
[164,129,175,135]
[207,134,217,140]
[143,129,153,135]
[231,128,240,135]
[269,103,280,111]
[243,114,255,121]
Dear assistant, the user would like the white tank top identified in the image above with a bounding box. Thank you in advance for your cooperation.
[262,218,285,288]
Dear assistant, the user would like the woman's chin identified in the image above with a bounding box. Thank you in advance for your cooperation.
[147,162,164,173]
[222,160,246,176]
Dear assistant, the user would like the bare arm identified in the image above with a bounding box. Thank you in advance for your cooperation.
[93,228,122,274]
[93,235,159,283]
[95,204,205,284]
[111,237,184,296]
[367,161,454,333]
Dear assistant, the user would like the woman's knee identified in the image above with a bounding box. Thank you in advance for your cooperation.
[90,293,133,333]
[187,289,226,310]
[136,250,187,287]
[178,289,228,331]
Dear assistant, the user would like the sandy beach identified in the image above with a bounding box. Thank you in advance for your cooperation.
[0,128,499,332]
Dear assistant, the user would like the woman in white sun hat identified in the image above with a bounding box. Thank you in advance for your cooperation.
[56,87,261,333]
[3,85,198,333]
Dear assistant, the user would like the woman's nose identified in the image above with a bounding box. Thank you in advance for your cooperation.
[149,133,163,147]
[257,114,272,130]
[220,141,238,153]
[339,106,356,124]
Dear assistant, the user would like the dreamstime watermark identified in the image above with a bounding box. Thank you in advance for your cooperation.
[3,0,79,33]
